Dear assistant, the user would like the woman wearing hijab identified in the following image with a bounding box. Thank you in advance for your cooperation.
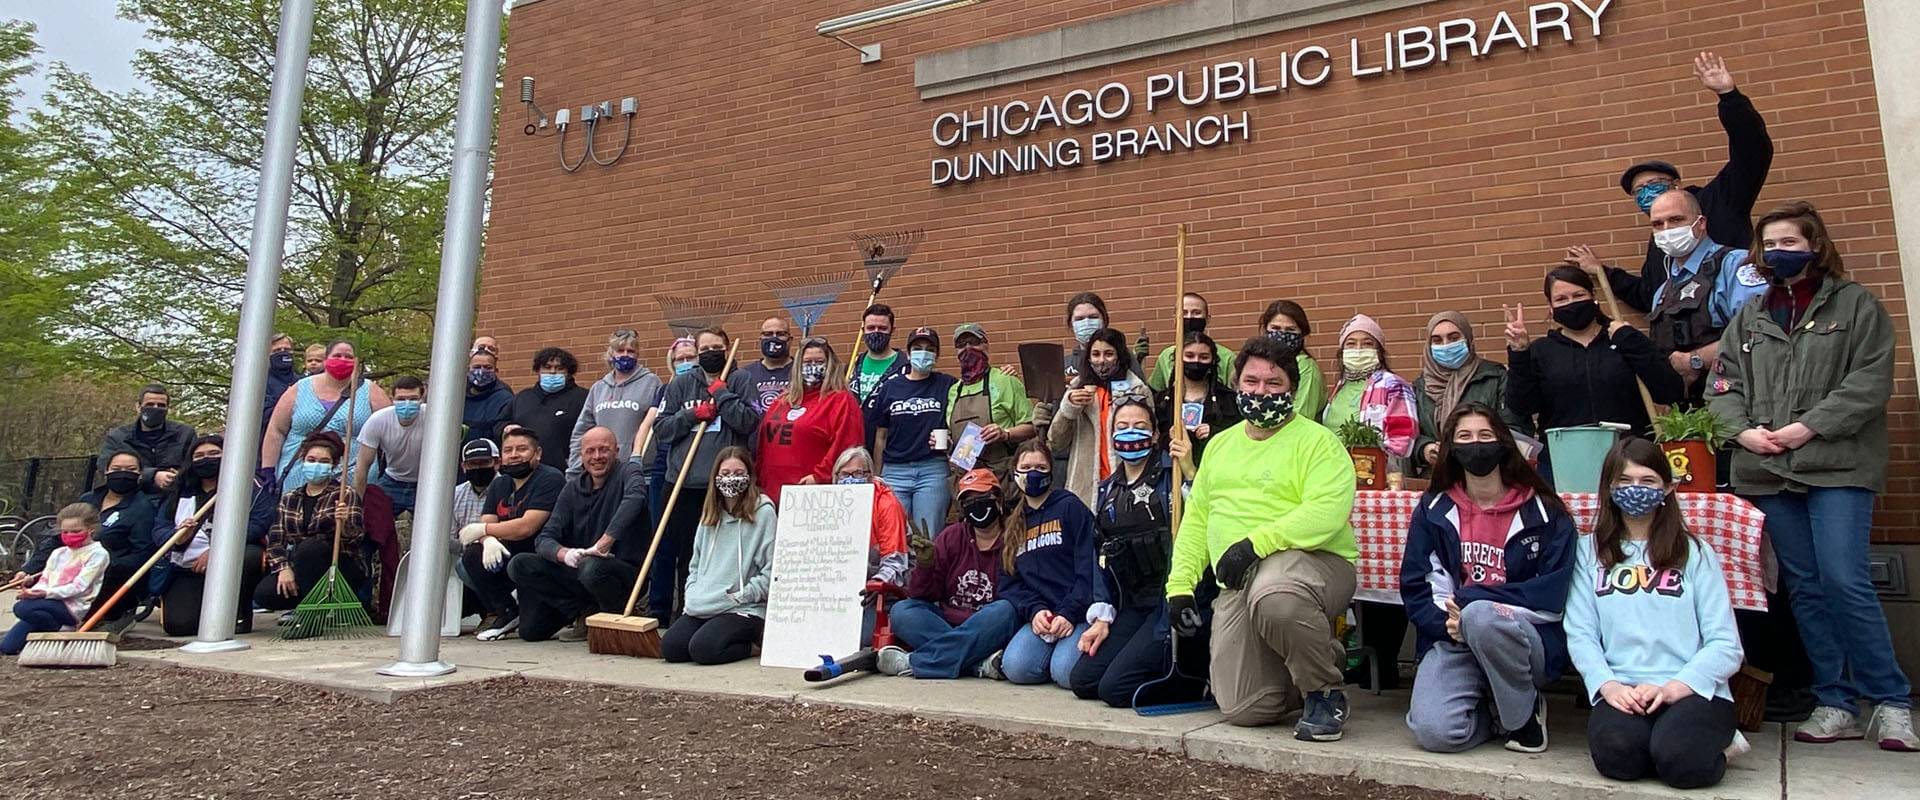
[1413,312,1531,474]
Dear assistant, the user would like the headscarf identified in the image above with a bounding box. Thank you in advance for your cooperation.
[1419,311,1481,424]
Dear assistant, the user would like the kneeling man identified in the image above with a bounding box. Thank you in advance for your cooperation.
[506,427,647,641]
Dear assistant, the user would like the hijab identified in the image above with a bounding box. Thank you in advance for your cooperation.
[1419,311,1482,424]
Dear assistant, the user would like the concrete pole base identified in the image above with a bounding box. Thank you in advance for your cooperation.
[377,660,457,678]
[179,639,252,655]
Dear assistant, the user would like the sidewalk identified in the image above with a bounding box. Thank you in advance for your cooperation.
[100,620,1899,800]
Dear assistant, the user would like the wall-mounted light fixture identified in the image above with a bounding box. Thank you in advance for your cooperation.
[816,0,981,64]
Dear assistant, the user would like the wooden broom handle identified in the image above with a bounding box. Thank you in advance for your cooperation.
[1594,273,1661,423]
[1169,224,1188,533]
[77,494,218,632]
[330,372,360,568]
[618,337,743,616]
[841,288,881,382]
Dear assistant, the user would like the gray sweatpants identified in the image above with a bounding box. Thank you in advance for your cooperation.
[1406,600,1549,752]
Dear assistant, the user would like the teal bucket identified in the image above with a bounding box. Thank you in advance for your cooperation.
[1546,426,1622,493]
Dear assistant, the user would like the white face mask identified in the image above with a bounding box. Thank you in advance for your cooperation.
[1653,222,1700,258]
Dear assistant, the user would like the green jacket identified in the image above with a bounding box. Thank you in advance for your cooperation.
[1411,361,1532,470]
[1707,277,1894,493]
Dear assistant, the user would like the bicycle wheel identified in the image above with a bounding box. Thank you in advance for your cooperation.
[4,516,52,576]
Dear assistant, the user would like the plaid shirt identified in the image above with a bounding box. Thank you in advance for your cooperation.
[449,483,488,550]
[266,481,364,572]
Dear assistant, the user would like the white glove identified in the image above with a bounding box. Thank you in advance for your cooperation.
[481,536,510,571]
[560,547,584,569]
[458,522,489,546]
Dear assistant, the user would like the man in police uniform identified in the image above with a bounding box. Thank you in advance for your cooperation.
[1639,189,1767,400]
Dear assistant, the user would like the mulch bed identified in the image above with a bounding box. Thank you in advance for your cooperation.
[0,661,1483,800]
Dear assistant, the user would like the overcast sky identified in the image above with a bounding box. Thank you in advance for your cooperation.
[3,0,149,111]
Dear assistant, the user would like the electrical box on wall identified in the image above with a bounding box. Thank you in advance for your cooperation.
[1871,551,1907,598]
[518,76,640,173]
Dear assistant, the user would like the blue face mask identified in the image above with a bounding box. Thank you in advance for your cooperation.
[1071,318,1103,343]
[1112,428,1153,462]
[1611,485,1665,518]
[611,355,637,373]
[835,474,869,485]
[1016,469,1052,497]
[908,350,937,373]
[299,461,336,486]
[539,373,567,393]
[673,361,696,376]
[1430,340,1471,370]
[393,400,421,422]
[1633,181,1672,214]
[1763,249,1817,280]
[468,367,496,388]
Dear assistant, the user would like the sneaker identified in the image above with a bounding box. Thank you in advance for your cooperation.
[555,618,588,643]
[876,645,913,677]
[276,611,294,625]
[1866,705,1918,752]
[1505,695,1548,754]
[1725,730,1752,761]
[1294,690,1349,742]
[102,610,138,639]
[133,600,157,623]
[971,649,1005,681]
[476,611,520,642]
[1796,706,1864,743]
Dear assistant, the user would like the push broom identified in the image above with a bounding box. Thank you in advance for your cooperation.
[587,338,743,657]
[19,496,218,668]
[281,371,377,640]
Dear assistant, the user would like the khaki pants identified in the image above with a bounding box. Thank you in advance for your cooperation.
[1209,548,1357,726]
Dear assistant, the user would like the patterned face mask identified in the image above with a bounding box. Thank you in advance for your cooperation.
[1112,428,1154,462]
[1236,391,1294,429]
[1264,329,1304,354]
[716,475,751,498]
[1611,485,1665,517]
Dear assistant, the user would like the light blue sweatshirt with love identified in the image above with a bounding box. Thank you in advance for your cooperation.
[1564,535,1744,703]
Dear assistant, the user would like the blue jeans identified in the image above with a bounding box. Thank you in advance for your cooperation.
[375,475,418,515]
[1751,488,1912,709]
[882,458,951,540]
[890,598,1017,679]
[2,599,76,655]
[1003,620,1092,687]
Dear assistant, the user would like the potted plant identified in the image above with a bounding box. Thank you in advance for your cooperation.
[1335,418,1388,490]
[1652,407,1725,494]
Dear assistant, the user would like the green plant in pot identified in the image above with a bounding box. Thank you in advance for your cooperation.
[1335,418,1388,490]
[1652,406,1724,493]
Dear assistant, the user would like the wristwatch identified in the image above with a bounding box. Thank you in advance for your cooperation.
[1688,353,1704,370]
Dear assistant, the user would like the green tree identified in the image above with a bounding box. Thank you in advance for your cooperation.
[42,0,492,404]
[0,21,88,382]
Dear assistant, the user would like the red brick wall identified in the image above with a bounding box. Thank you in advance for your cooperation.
[481,0,1918,542]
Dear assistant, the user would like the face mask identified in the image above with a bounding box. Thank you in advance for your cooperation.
[1016,469,1052,498]
[1091,361,1118,381]
[1071,318,1103,343]
[1181,317,1207,335]
[610,354,638,373]
[324,356,356,380]
[716,475,751,498]
[270,352,295,373]
[139,407,167,429]
[1182,361,1214,383]
[393,399,421,422]
[300,462,335,486]
[1451,442,1506,477]
[1341,348,1381,374]
[1430,340,1471,370]
[104,472,140,495]
[468,367,495,388]
[190,457,221,480]
[1633,181,1672,214]
[908,350,936,373]
[761,337,790,360]
[1112,428,1154,462]
[539,373,567,393]
[1653,222,1700,258]
[863,331,892,354]
[464,466,496,490]
[499,460,534,480]
[962,496,1002,527]
[1551,299,1601,331]
[673,360,696,376]
[957,348,989,383]
[60,531,90,549]
[1764,249,1817,280]
[835,474,869,485]
[1236,391,1294,429]
[1264,329,1304,353]
[697,349,728,375]
[1611,485,1666,518]
[801,363,826,386]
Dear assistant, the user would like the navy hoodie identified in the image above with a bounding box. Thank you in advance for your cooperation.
[998,488,1108,624]
[462,381,514,445]
[1399,489,1577,680]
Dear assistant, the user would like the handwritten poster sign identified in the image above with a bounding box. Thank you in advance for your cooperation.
[761,483,873,669]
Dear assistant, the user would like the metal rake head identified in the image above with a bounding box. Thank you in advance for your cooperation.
[762,270,859,337]
[653,293,748,337]
[850,230,925,291]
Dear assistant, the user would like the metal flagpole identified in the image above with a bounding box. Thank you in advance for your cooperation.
[380,0,504,677]
[182,0,318,655]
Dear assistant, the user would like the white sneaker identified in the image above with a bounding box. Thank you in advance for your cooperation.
[972,649,1005,681]
[1866,705,1918,753]
[875,645,912,677]
[1725,730,1751,761]
[1795,706,1864,743]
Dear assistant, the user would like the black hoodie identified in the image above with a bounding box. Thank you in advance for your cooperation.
[1505,325,1685,439]
[510,381,589,470]
[533,455,651,564]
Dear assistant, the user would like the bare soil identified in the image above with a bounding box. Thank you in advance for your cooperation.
[0,660,1482,800]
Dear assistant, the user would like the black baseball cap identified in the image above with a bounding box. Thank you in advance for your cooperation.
[906,326,940,352]
[461,439,499,462]
[1619,160,1681,194]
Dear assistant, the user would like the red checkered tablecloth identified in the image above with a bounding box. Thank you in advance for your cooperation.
[1350,491,1768,612]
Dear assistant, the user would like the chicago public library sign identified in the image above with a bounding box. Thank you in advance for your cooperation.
[928,0,1613,187]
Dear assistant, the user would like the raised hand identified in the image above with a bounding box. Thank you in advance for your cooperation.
[1564,245,1604,276]
[1694,52,1735,95]
[1503,304,1531,351]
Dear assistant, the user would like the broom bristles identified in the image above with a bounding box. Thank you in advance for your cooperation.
[584,613,663,658]
[18,632,115,669]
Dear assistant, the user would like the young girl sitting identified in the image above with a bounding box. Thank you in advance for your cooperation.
[1566,439,1744,789]
[663,447,777,666]
[997,439,1109,688]
[3,503,111,656]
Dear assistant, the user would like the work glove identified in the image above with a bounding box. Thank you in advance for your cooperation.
[1215,538,1260,592]
[458,522,489,546]
[707,377,729,396]
[560,547,584,569]
[1133,329,1151,363]
[481,536,510,571]
[692,401,717,423]
[1168,595,1202,637]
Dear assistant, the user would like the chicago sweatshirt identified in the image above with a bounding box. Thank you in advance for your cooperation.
[570,366,664,473]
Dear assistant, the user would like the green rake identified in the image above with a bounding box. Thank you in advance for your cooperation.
[281,370,377,640]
